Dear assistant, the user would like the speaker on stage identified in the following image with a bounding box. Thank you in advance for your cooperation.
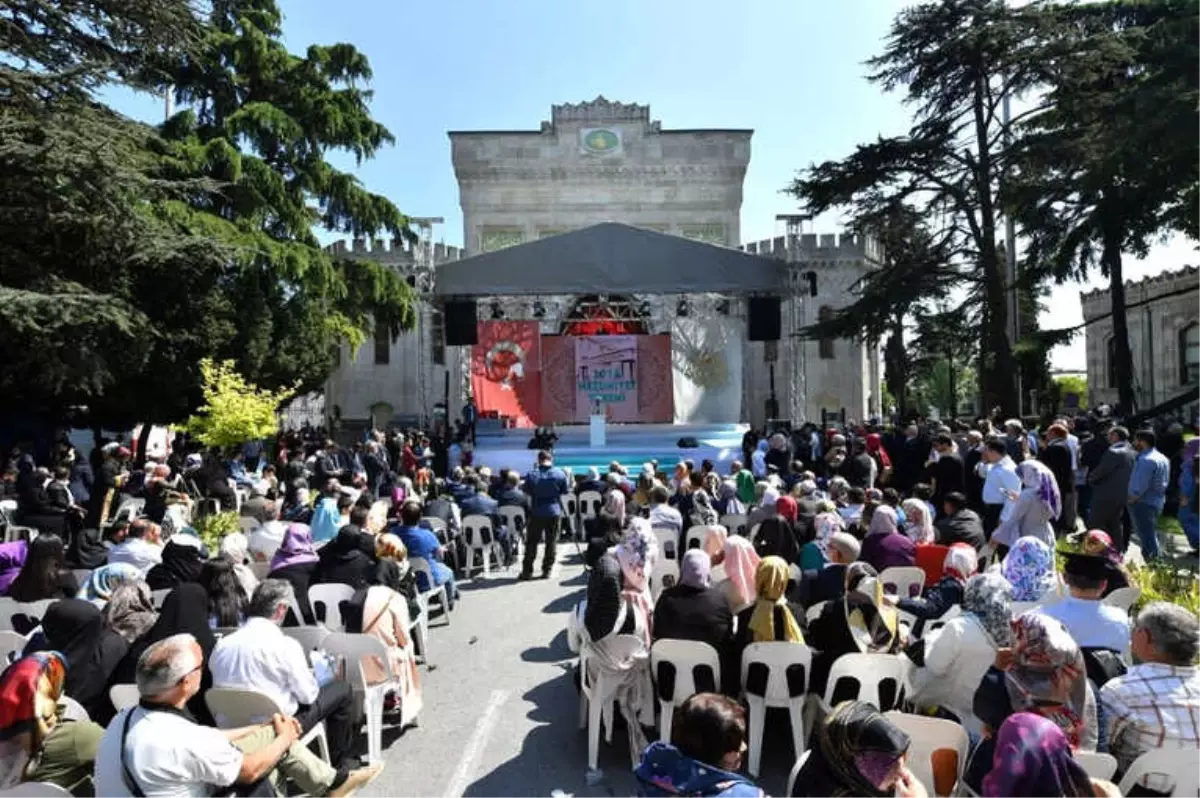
[444,300,478,346]
[748,296,781,341]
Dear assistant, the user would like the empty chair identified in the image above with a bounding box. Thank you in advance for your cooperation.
[578,490,603,522]
[650,639,721,743]
[108,683,140,712]
[814,652,909,716]
[560,495,580,536]
[206,686,330,765]
[879,566,926,599]
[650,559,680,602]
[740,641,812,778]
[720,514,748,537]
[461,514,495,577]
[883,711,969,797]
[683,525,710,552]
[0,630,26,664]
[1118,748,1200,797]
[320,632,401,764]
[1101,586,1141,613]
[652,527,679,562]
[308,583,355,631]
[497,506,527,544]
[1074,751,1118,781]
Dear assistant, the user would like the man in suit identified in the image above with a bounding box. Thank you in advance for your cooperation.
[459,478,512,566]
[931,434,966,516]
[1041,423,1077,533]
[1087,425,1137,551]
[963,431,985,512]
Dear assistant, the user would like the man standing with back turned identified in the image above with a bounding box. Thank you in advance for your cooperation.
[521,450,568,581]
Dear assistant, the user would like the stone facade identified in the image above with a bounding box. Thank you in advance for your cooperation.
[1080,266,1199,415]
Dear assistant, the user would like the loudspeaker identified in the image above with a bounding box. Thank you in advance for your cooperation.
[748,296,781,341]
[444,300,478,346]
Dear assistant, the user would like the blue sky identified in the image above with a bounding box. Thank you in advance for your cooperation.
[107,0,1193,371]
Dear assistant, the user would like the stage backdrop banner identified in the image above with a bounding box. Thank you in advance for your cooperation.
[574,336,639,422]
[471,321,541,428]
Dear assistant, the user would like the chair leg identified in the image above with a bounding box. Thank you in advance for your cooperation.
[578,691,588,730]
[602,697,614,744]
[366,692,383,763]
[788,697,807,761]
[587,693,603,770]
[659,700,673,743]
[746,695,765,778]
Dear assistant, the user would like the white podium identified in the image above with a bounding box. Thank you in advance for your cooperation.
[589,414,606,447]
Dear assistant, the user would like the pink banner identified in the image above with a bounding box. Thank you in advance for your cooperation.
[575,336,639,422]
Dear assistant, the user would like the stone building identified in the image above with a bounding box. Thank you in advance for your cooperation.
[1081,266,1199,417]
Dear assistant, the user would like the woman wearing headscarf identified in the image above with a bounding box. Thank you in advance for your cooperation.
[1078,529,1132,596]
[897,543,977,625]
[219,531,259,600]
[690,490,720,528]
[732,557,804,663]
[585,489,627,568]
[312,523,378,589]
[702,525,728,565]
[790,700,925,797]
[714,480,746,517]
[100,582,157,643]
[807,563,901,701]
[865,433,893,486]
[75,561,142,605]
[0,651,104,793]
[720,535,760,612]
[143,534,204,591]
[6,534,76,602]
[615,521,658,645]
[799,501,844,571]
[747,486,779,529]
[268,522,320,625]
[982,713,1114,798]
[0,540,26,595]
[735,466,756,507]
[900,498,935,544]
[859,504,917,574]
[653,550,735,691]
[66,524,108,570]
[26,599,127,724]
[752,515,801,565]
[993,459,1061,552]
[910,572,1013,734]
[1001,537,1058,602]
[342,583,423,728]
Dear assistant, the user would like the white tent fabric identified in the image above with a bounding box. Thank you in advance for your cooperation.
[671,315,742,423]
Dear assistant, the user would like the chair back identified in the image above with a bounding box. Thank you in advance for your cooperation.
[683,525,710,553]
[805,601,827,624]
[0,630,27,665]
[205,686,287,728]
[879,566,927,599]
[747,523,762,544]
[578,491,603,521]
[1101,586,1140,613]
[461,514,494,549]
[1118,747,1200,797]
[785,750,812,798]
[108,684,140,712]
[883,711,969,797]
[150,589,171,609]
[560,495,579,524]
[914,544,950,587]
[740,642,813,707]
[652,527,679,562]
[58,695,89,722]
[0,599,54,634]
[409,557,440,595]
[421,516,448,536]
[497,506,526,538]
[322,631,396,690]
[0,783,71,796]
[823,652,909,711]
[283,625,331,653]
[924,604,963,637]
[651,639,721,706]
[1074,751,1118,781]
[308,583,355,631]
[720,514,748,537]
[650,559,680,602]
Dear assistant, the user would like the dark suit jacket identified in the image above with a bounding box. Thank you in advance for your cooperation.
[935,508,986,550]
[1040,439,1075,496]
[1088,442,1136,523]
[932,453,965,502]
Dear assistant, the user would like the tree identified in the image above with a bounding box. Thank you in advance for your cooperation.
[185,358,294,449]
[789,0,1060,415]
[1053,374,1088,410]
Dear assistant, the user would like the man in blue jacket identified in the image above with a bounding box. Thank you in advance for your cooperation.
[520,450,568,580]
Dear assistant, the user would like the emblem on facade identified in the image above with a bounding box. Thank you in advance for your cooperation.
[581,127,622,156]
[485,340,525,390]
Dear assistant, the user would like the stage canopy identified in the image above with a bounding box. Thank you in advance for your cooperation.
[434,222,790,297]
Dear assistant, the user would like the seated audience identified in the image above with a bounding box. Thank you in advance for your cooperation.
[28,599,127,724]
[747,487,779,529]
[210,580,358,771]
[635,693,763,797]
[342,583,423,728]
[584,490,627,568]
[219,530,259,600]
[0,651,104,794]
[615,522,658,647]
[200,557,248,628]
[731,557,804,667]
[896,543,976,624]
[859,505,917,573]
[793,531,860,609]
[690,490,720,529]
[6,534,76,602]
[1002,536,1060,603]
[653,550,734,655]
[751,515,800,564]
[144,534,204,591]
[268,523,321,625]
[935,491,986,550]
[1100,601,1200,774]
[901,497,935,543]
[106,519,163,573]
[96,633,378,796]
[714,480,746,517]
[1040,551,1131,656]
[790,700,926,797]
[313,508,378,589]
[798,502,844,571]
[910,572,1012,734]
[648,484,684,538]
[393,500,457,607]
[719,535,760,612]
[0,540,27,594]
[77,561,142,605]
[807,563,901,700]
[309,486,350,546]
[982,713,1117,798]
[100,582,158,643]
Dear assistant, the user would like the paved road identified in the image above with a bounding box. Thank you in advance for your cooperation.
[357,546,797,798]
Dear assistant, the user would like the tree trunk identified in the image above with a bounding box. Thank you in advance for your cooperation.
[1102,217,1136,413]
[884,315,909,416]
[135,421,153,469]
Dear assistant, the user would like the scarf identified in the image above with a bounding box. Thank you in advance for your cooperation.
[615,520,657,642]
[735,470,756,505]
[692,491,719,526]
[844,563,898,654]
[775,496,798,523]
[584,554,624,642]
[798,700,911,797]
[0,652,67,787]
[759,487,780,510]
[867,505,898,537]
[718,480,746,516]
[1018,459,1062,520]
[679,549,711,589]
[747,556,804,643]
[963,572,1013,648]
[866,433,892,469]
[38,599,128,713]
[982,713,1093,798]
[220,532,251,565]
[270,523,320,572]
[146,537,204,590]
[900,499,934,544]
[77,562,143,604]
[102,582,158,643]
[702,526,727,561]
[813,510,845,558]
[1002,537,1057,601]
[603,490,626,528]
[942,543,978,583]
[0,541,27,594]
[722,536,760,608]
[1005,613,1088,748]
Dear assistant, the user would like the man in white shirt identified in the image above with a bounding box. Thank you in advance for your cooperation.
[1040,552,1131,655]
[209,579,358,769]
[107,518,164,573]
[977,439,1021,546]
[95,633,377,797]
[647,484,683,538]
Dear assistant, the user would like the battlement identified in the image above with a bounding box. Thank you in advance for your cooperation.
[740,232,882,263]
[1079,265,1198,314]
[548,96,656,130]
[325,238,465,265]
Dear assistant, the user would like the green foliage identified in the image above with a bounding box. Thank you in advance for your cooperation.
[185,359,294,450]
[191,511,242,554]
[1053,375,1089,409]
[1128,562,1200,616]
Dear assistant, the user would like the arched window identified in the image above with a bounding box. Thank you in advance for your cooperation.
[1180,323,1199,385]
[1106,336,1118,389]
[818,306,835,360]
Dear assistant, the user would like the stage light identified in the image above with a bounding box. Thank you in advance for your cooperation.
[638,301,650,317]
[532,301,545,319]
[677,298,689,317]
[490,301,504,320]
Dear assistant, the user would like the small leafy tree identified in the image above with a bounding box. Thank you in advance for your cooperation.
[185,359,293,450]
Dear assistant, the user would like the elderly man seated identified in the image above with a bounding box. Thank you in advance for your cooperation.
[1041,551,1131,657]
[1100,602,1200,776]
[95,633,378,796]
[209,580,360,773]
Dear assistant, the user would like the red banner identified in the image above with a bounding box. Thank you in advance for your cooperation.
[471,321,542,428]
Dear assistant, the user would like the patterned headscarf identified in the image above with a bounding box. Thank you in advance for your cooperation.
[0,652,67,787]
[604,489,627,528]
[101,582,158,643]
[982,713,1094,798]
[814,509,846,558]
[748,557,804,643]
[1081,529,1123,568]
[679,549,711,589]
[942,543,979,583]
[963,572,1013,647]
[900,499,934,544]
[77,562,143,604]
[615,519,658,639]
[1018,459,1062,520]
[800,700,911,797]
[867,505,899,537]
[1005,613,1088,748]
[692,490,719,526]
[1002,537,1057,601]
[844,562,897,654]
[722,535,761,608]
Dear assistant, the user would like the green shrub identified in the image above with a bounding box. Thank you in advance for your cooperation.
[192,511,241,553]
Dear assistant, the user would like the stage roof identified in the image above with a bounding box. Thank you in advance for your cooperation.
[433,222,790,297]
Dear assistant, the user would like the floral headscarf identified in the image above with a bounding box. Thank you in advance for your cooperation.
[900,499,934,544]
[814,509,846,557]
[615,519,658,639]
[963,572,1013,647]
[1002,537,1057,601]
[1018,460,1062,520]
[1005,613,1088,748]
[1080,529,1122,568]
[943,543,978,583]
[692,490,719,526]
[0,652,67,787]
[982,713,1094,798]
[722,535,761,608]
[101,582,158,643]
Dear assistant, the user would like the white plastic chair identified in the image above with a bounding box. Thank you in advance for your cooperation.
[0,502,36,543]
[321,632,400,764]
[206,687,331,765]
[250,561,271,581]
[805,601,828,624]
[497,505,527,543]
[650,639,722,743]
[683,525,710,552]
[1101,586,1140,613]
[560,495,580,536]
[308,583,355,631]
[283,625,331,653]
[150,589,171,609]
[461,514,495,577]
[883,711,969,796]
[923,604,963,637]
[786,749,811,798]
[0,599,54,633]
[720,514,748,536]
[1119,747,1200,796]
[653,526,680,562]
[748,522,761,544]
[814,652,909,716]
[108,684,140,712]
[650,559,680,602]
[578,490,603,522]
[578,635,645,771]
[112,498,145,524]
[0,630,25,664]
[0,783,71,796]
[1075,751,1118,781]
[410,556,451,625]
[879,566,926,599]
[58,695,89,722]
[740,642,812,778]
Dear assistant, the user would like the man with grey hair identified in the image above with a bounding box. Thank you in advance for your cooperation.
[95,633,378,796]
[1100,602,1200,772]
[794,532,861,608]
[210,580,358,772]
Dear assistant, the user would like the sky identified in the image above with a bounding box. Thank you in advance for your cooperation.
[106,0,1195,372]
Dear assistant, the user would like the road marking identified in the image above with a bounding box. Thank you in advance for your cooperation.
[443,688,510,797]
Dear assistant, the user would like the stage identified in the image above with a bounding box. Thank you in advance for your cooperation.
[470,422,748,476]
